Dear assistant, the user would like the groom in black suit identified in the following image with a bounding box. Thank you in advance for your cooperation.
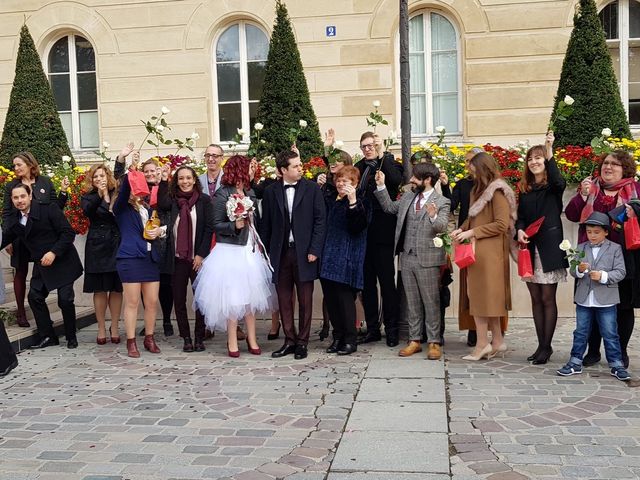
[1,183,83,349]
[260,149,326,359]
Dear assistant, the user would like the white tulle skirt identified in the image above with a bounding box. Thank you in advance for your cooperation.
[192,242,276,332]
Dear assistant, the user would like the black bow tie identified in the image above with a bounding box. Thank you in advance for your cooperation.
[284,184,297,190]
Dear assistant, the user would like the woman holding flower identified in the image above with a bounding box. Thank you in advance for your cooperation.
[192,155,275,357]
[516,133,568,364]
[565,150,640,368]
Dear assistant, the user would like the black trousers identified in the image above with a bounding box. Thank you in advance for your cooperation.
[28,267,76,340]
[0,320,17,371]
[321,278,358,345]
[159,273,173,322]
[172,258,205,340]
[362,243,399,337]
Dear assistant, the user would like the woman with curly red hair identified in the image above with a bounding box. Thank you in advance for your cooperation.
[192,155,275,357]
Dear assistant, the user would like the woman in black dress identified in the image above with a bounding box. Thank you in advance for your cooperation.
[81,164,123,345]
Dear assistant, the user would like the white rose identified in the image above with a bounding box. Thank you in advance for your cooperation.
[102,141,110,149]
[190,132,200,140]
[435,126,446,133]
[254,122,264,131]
[299,119,308,128]
[61,155,71,162]
[563,95,575,106]
[559,239,572,251]
[161,106,170,114]
[419,140,428,149]
[237,128,248,136]
[372,100,381,108]
[601,127,612,137]
[156,125,165,132]
[334,140,344,149]
[433,237,444,248]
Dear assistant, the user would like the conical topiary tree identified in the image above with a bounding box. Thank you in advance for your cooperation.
[0,24,73,168]
[251,0,323,159]
[550,0,631,147]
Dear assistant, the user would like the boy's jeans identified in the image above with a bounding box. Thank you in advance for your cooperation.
[570,305,624,367]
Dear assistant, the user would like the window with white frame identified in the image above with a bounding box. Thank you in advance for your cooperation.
[214,22,269,142]
[409,11,461,136]
[47,35,98,150]
[599,0,640,126]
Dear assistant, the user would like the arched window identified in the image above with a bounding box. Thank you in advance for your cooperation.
[214,22,269,142]
[599,0,640,125]
[409,11,461,136]
[47,35,98,150]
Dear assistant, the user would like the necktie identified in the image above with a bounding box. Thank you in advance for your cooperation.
[416,193,424,212]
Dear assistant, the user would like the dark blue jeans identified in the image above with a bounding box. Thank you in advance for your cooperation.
[571,305,623,368]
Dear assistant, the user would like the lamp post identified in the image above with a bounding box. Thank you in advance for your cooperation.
[399,0,411,183]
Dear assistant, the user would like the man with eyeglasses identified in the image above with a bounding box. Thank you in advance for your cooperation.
[355,131,404,346]
[199,144,225,198]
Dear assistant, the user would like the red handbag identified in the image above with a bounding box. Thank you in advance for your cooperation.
[624,217,640,250]
[454,241,475,269]
[518,245,534,278]
[128,170,150,197]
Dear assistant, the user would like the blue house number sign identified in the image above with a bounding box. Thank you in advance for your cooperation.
[326,26,337,37]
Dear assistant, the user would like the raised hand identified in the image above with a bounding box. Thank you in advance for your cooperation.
[375,170,385,187]
[324,128,335,148]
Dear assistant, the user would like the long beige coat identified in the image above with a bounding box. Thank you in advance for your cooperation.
[458,180,515,330]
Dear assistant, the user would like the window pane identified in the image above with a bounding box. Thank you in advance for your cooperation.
[246,25,269,61]
[599,2,618,39]
[75,36,95,72]
[50,74,71,111]
[218,103,242,141]
[409,53,426,93]
[409,14,424,52]
[433,93,458,133]
[410,94,427,135]
[217,63,241,101]
[48,37,69,73]
[79,111,99,149]
[248,61,266,100]
[608,44,621,81]
[431,13,456,51]
[216,25,239,62]
[249,101,259,129]
[432,52,458,93]
[631,1,640,38]
[59,112,73,145]
[77,72,97,110]
[630,44,640,123]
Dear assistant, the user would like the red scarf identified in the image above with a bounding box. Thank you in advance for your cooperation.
[580,177,638,223]
[175,189,200,260]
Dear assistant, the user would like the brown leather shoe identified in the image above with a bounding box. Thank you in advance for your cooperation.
[127,338,140,358]
[427,342,441,360]
[143,334,161,354]
[399,340,422,357]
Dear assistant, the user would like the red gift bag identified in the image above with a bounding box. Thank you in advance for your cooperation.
[128,170,150,197]
[518,245,534,278]
[454,241,475,269]
[624,217,640,250]
[149,185,159,208]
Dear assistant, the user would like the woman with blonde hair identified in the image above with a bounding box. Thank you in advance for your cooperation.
[81,164,122,345]
[452,152,516,360]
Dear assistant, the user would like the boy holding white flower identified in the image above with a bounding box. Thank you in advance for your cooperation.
[557,212,631,381]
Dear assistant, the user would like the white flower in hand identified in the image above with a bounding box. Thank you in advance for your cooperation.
[299,119,308,128]
[102,141,110,149]
[435,126,446,134]
[161,106,170,114]
[156,125,165,132]
[372,100,381,108]
[190,132,200,140]
[559,239,572,251]
[433,237,444,248]
[237,128,248,136]
[254,122,264,131]
[563,95,575,106]
[601,127,612,137]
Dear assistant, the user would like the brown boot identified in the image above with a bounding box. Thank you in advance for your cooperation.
[399,340,422,357]
[143,334,161,354]
[126,338,140,358]
[427,343,442,360]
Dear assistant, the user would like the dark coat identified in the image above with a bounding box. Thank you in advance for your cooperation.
[355,152,403,245]
[260,178,327,283]
[319,195,368,290]
[157,181,215,273]
[81,190,120,274]
[1,202,82,291]
[450,177,473,227]
[213,185,257,246]
[515,159,568,273]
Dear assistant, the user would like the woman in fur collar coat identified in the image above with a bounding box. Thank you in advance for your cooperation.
[452,152,516,361]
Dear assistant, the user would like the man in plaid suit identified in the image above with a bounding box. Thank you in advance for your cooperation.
[374,163,450,359]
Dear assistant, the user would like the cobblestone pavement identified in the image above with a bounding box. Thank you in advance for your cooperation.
[447,316,640,480]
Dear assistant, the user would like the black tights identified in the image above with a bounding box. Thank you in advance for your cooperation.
[527,282,558,356]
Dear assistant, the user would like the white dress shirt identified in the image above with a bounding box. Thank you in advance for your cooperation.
[19,210,30,226]
[284,182,296,243]
[575,243,611,307]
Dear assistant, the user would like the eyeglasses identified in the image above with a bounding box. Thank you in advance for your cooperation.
[360,143,375,151]
[204,153,223,160]
[602,160,622,168]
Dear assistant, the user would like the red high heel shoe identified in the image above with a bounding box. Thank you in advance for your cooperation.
[96,336,107,345]
[110,325,121,344]
[246,340,261,355]
[127,338,140,358]
[143,334,161,354]
[227,343,240,358]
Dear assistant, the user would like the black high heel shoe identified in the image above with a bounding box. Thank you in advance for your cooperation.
[532,348,553,365]
[267,325,280,341]
[527,347,541,362]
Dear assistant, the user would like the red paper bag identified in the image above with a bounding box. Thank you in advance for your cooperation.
[149,185,159,208]
[518,245,534,278]
[128,170,150,197]
[624,218,640,250]
[454,242,475,269]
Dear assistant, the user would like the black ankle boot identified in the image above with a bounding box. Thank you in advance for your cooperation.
[163,320,174,337]
[183,337,194,353]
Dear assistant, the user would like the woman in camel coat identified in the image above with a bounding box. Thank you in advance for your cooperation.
[452,152,516,361]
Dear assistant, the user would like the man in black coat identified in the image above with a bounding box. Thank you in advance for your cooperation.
[355,132,403,346]
[260,149,326,359]
[1,184,83,349]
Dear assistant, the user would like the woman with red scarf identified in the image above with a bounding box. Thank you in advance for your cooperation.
[565,150,640,368]
[157,166,214,353]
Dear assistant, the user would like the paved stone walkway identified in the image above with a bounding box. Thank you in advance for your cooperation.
[0,316,638,480]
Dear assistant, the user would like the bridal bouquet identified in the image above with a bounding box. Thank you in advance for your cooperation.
[226,193,255,221]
